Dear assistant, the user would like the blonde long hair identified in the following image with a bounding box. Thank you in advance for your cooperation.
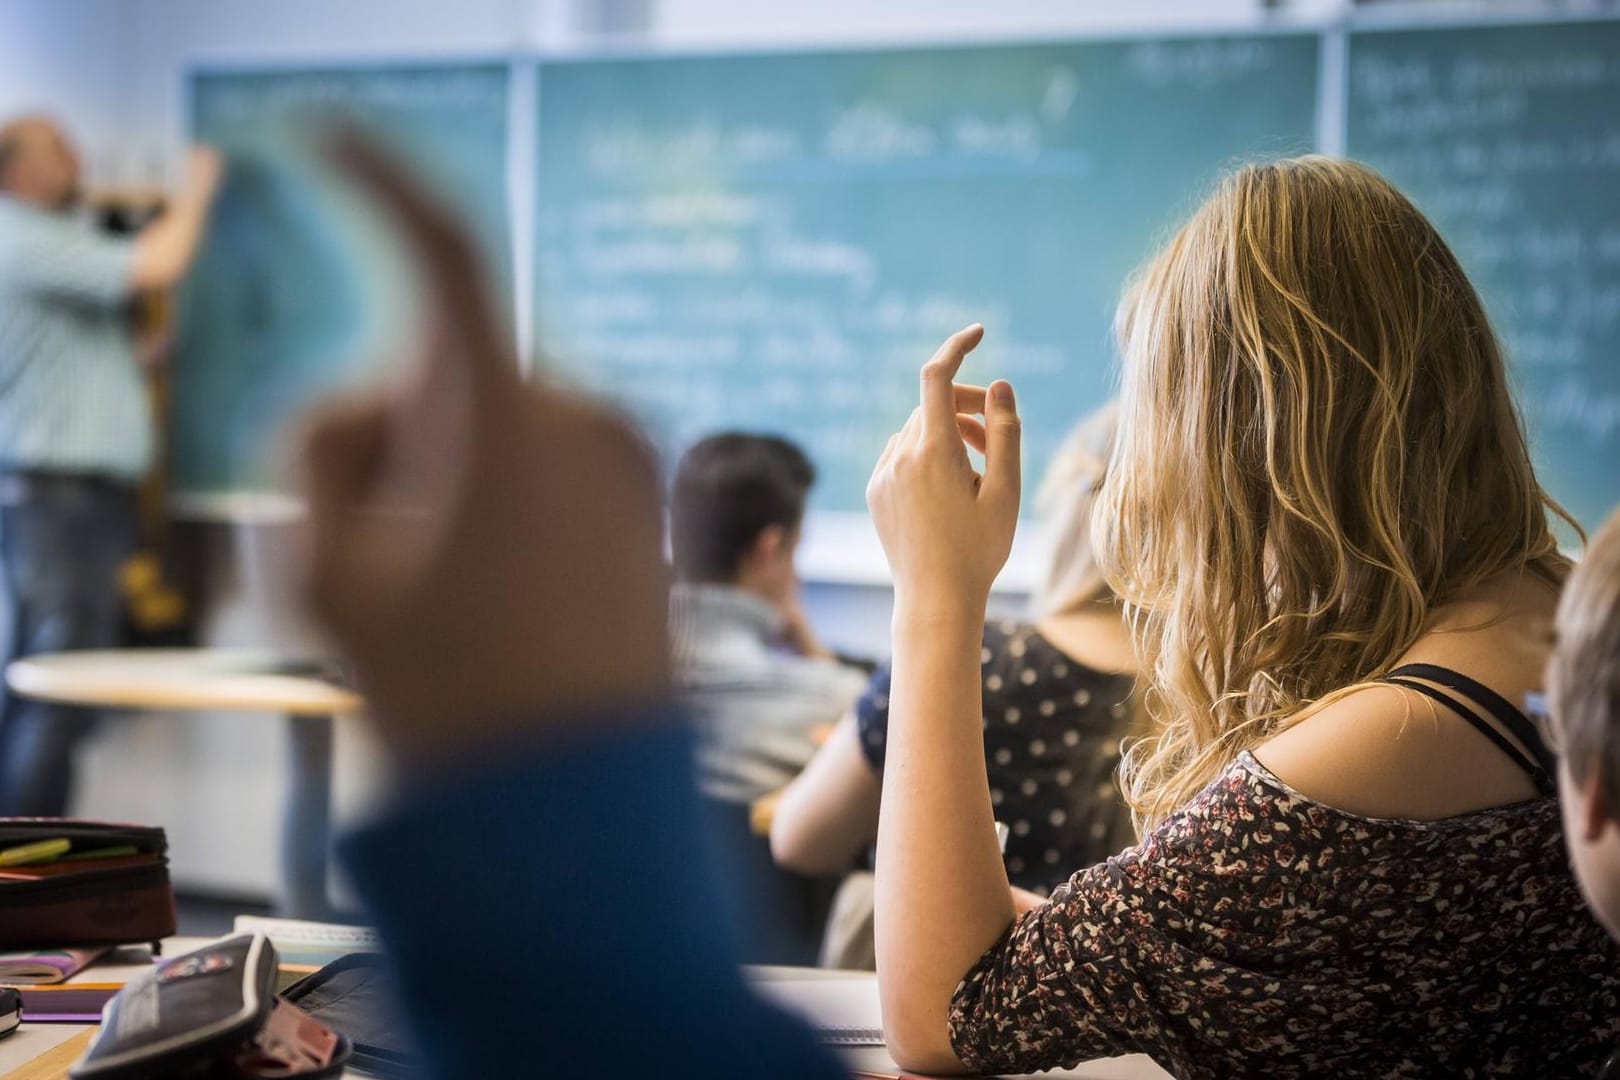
[1096,156,1572,831]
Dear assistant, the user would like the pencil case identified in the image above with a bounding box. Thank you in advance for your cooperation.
[72,934,352,1079]
[282,954,425,1078]
[0,820,177,949]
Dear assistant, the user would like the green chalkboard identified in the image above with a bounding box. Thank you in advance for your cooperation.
[534,36,1320,514]
[176,63,511,500]
[1347,20,1620,535]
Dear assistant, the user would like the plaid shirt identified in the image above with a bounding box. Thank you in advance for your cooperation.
[0,196,147,479]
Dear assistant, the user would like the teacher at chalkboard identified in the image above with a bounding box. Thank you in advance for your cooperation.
[0,116,223,816]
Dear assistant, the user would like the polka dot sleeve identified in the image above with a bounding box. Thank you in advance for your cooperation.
[855,622,1012,775]
[852,663,893,773]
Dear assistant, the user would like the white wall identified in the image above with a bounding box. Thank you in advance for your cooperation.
[0,0,139,183]
[647,0,1320,47]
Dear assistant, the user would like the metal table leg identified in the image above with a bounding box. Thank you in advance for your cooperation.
[281,713,334,920]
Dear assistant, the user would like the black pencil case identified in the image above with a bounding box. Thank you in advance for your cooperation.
[282,954,424,1079]
[0,820,176,949]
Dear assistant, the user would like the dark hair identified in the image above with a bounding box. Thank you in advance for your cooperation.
[670,433,815,583]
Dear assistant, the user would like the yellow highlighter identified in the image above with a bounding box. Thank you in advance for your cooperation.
[0,837,71,867]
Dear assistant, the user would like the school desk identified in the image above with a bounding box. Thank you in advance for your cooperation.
[5,649,362,920]
[0,943,1173,1078]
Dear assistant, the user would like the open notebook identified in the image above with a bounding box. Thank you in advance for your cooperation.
[751,975,885,1047]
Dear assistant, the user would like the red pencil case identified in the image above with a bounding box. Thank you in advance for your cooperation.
[0,820,176,949]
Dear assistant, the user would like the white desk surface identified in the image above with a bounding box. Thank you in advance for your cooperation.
[5,649,361,717]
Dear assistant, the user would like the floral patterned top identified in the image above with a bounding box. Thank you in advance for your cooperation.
[949,752,1620,1078]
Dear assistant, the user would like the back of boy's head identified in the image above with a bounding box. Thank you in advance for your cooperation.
[670,433,815,584]
[1549,506,1620,811]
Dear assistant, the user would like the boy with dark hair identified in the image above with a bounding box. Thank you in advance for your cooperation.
[669,432,864,804]
[670,433,817,615]
[668,433,866,964]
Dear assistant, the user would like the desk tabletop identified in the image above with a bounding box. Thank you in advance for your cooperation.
[5,649,362,716]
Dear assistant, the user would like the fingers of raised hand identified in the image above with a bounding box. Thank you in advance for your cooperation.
[919,324,984,432]
[981,379,1022,506]
[298,392,391,524]
[953,383,988,417]
[294,391,396,616]
[875,431,902,473]
[325,129,512,373]
[956,414,988,455]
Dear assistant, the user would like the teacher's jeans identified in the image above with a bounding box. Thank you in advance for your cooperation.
[0,472,137,816]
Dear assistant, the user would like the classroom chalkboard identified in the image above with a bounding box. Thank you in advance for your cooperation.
[534,36,1320,514]
[175,63,511,501]
[1347,19,1620,535]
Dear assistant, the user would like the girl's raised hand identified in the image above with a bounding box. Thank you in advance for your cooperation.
[865,325,1021,607]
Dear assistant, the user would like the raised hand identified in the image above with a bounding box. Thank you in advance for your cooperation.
[865,324,1021,605]
[184,145,226,203]
[296,133,669,767]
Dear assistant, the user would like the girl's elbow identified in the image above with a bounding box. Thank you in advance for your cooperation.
[769,814,851,876]
[768,822,812,872]
[882,1008,968,1074]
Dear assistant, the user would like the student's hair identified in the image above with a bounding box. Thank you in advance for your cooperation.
[670,432,816,583]
[1032,401,1119,618]
[1096,155,1573,830]
[1549,506,1620,812]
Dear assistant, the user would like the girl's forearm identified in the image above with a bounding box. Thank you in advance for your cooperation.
[875,598,1015,1070]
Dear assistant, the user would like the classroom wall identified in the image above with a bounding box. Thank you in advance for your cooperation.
[0,0,1574,900]
[0,0,139,180]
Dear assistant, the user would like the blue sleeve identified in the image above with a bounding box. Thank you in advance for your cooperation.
[341,710,847,1080]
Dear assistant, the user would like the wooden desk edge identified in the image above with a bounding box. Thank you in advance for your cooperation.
[5,1028,97,1080]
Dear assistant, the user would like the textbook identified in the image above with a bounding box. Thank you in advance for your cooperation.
[0,946,109,985]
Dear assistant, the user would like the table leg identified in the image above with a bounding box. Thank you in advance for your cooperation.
[281,713,334,920]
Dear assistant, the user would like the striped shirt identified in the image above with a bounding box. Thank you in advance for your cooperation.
[0,196,148,479]
[670,583,867,804]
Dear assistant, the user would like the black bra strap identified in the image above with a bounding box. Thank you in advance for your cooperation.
[1387,664,1557,778]
[1382,663,1555,796]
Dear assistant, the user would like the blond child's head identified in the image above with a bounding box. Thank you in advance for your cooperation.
[1548,505,1620,937]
